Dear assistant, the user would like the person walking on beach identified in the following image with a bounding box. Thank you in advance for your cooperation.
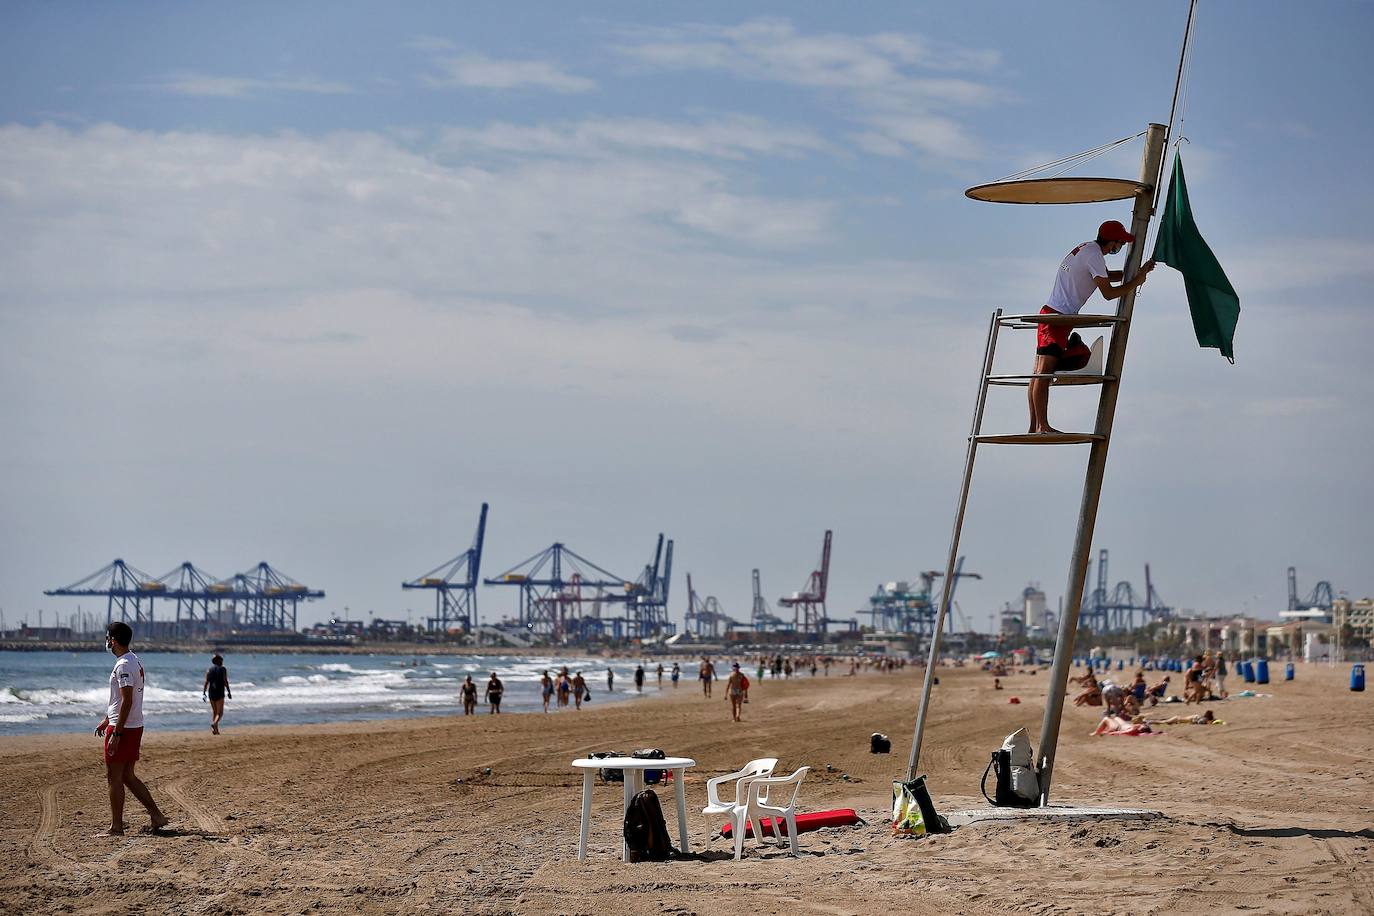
[725,663,747,723]
[572,671,588,709]
[96,622,169,835]
[699,657,716,697]
[461,675,478,715]
[656,663,664,688]
[606,667,615,693]
[485,672,504,714]
[633,664,645,693]
[671,662,680,687]
[540,670,554,712]
[556,668,573,708]
[1029,221,1154,433]
[201,653,231,735]
[1215,652,1228,699]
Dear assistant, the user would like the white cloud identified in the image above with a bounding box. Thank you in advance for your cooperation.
[425,53,595,93]
[614,17,1003,159]
[439,114,833,160]
[0,123,948,312]
[151,73,352,98]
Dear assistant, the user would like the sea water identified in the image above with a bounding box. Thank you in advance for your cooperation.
[0,650,660,736]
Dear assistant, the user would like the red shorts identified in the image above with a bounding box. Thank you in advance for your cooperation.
[104,726,143,763]
[1036,305,1071,355]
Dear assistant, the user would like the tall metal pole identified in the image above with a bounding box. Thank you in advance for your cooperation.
[906,308,1001,781]
[1035,123,1167,804]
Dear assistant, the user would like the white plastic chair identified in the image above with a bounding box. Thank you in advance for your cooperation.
[735,766,809,860]
[702,758,776,844]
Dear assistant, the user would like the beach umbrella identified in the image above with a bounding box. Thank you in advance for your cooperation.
[980,651,1001,659]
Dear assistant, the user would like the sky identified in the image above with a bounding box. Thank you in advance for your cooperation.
[3,1,1372,634]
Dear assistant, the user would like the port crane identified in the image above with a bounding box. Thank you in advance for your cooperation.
[403,502,489,635]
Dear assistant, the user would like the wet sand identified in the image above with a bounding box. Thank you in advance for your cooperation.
[3,664,1371,914]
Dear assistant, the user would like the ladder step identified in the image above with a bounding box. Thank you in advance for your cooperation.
[974,432,1103,445]
[986,374,1115,387]
[999,313,1124,329]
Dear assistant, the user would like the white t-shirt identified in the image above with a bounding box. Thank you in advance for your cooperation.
[107,651,146,729]
[1045,240,1109,315]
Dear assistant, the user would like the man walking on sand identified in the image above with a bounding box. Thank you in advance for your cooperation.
[724,663,748,723]
[96,622,169,835]
[1029,220,1154,434]
[699,656,716,697]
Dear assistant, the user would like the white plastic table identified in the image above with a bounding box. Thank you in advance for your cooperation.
[571,756,695,861]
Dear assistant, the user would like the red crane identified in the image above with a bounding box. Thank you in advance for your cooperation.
[778,530,832,640]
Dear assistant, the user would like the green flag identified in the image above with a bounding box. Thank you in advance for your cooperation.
[1151,151,1240,362]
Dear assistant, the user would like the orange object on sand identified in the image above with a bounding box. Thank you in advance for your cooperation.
[1009,696,1021,704]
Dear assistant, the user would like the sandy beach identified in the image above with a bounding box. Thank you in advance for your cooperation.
[4,663,1371,915]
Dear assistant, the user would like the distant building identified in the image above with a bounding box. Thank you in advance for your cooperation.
[1266,620,1334,662]
[999,603,1025,638]
[1333,597,1374,642]
[1023,586,1049,631]
[1168,616,1276,656]
[2,625,75,641]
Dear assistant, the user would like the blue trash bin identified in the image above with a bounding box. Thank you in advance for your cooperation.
[1242,661,1255,683]
[1352,664,1366,692]
[1285,662,1294,681]
[1255,659,1270,684]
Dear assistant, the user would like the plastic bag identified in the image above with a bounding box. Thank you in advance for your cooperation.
[891,780,927,836]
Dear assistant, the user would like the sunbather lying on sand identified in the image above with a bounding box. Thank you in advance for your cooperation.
[1091,714,1152,736]
[1146,709,1218,726]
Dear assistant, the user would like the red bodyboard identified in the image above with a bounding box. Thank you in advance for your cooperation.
[719,808,859,839]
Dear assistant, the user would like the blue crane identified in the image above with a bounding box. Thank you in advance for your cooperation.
[152,562,224,637]
[45,559,164,626]
[1287,566,1335,611]
[403,502,489,636]
[750,568,786,632]
[483,541,631,642]
[207,562,324,632]
[1084,549,1172,633]
[683,572,737,639]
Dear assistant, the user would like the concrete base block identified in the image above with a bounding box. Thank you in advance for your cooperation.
[945,805,1162,828]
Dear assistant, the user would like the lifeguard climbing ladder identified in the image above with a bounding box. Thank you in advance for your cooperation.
[905,122,1169,804]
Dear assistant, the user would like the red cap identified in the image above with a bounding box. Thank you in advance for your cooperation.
[1098,220,1135,243]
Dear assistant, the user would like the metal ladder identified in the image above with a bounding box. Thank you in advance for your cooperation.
[905,123,1169,805]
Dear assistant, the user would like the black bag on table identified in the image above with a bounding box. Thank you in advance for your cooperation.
[632,747,666,784]
[590,750,625,783]
[623,788,673,862]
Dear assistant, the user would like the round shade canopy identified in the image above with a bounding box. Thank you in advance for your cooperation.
[965,177,1147,205]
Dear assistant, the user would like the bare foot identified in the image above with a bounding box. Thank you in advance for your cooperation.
[1032,426,1063,435]
[106,826,125,836]
[149,813,171,832]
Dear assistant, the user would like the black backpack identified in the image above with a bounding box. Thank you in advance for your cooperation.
[870,733,892,754]
[632,747,666,784]
[623,788,673,862]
